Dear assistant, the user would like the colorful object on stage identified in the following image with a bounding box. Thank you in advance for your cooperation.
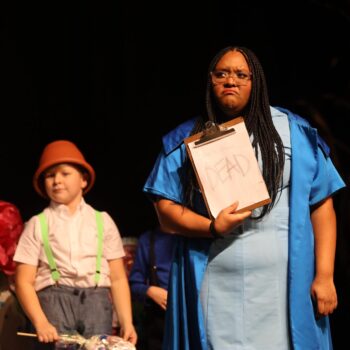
[0,201,23,276]
[55,333,86,349]
[55,334,136,350]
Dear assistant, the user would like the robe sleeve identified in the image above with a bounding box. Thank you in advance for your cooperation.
[143,144,187,205]
[309,146,345,206]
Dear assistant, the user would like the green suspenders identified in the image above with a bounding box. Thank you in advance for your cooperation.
[95,210,103,285]
[38,210,104,286]
[38,213,61,282]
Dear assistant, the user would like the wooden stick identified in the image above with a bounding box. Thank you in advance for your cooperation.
[17,332,37,337]
[17,332,86,345]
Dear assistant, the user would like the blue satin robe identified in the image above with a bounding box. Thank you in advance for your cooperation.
[143,107,345,350]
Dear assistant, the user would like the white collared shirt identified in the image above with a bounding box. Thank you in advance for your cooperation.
[14,199,125,290]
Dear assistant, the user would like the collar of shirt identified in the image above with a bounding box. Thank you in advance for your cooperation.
[49,198,86,218]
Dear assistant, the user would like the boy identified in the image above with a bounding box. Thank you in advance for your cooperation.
[13,140,137,348]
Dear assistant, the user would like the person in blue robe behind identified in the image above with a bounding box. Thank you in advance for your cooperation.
[143,46,346,350]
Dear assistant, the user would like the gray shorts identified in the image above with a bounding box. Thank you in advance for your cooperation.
[37,285,113,338]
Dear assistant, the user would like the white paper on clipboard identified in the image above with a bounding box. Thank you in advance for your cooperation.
[184,117,271,218]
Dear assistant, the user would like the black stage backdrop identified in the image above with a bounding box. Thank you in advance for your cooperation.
[1,1,349,347]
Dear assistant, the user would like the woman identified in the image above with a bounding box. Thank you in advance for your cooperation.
[143,46,345,349]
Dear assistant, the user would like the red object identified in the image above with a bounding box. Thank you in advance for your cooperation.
[0,201,23,275]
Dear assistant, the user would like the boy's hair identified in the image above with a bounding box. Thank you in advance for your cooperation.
[33,140,95,198]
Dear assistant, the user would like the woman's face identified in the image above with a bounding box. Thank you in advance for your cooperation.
[211,50,252,117]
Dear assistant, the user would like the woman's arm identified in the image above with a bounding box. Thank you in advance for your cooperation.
[310,196,338,316]
[155,199,251,237]
[15,263,59,343]
[109,258,137,345]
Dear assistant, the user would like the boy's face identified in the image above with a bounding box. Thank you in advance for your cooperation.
[44,163,87,208]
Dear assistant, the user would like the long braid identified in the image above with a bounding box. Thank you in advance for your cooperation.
[241,47,285,218]
[184,46,285,219]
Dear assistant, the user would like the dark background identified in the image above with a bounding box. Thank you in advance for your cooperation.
[1,1,350,347]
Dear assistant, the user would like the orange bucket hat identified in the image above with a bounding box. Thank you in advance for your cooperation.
[33,140,95,198]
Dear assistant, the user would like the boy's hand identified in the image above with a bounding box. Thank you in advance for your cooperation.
[35,320,59,343]
[120,323,138,345]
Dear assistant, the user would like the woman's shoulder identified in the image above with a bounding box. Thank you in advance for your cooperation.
[271,106,311,127]
[162,116,200,155]
[271,106,330,133]
[271,106,330,156]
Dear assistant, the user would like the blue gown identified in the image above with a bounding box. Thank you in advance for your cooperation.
[200,113,291,349]
[143,107,345,350]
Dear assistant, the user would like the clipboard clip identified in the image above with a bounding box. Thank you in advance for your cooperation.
[194,121,235,146]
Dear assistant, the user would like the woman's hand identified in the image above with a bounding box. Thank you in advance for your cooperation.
[213,201,252,236]
[311,276,338,317]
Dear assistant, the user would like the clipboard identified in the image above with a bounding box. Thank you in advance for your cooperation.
[184,117,271,219]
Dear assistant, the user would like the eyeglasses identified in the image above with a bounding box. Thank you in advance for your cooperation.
[211,69,252,86]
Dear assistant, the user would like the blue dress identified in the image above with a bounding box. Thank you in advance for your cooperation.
[143,107,345,350]
[200,114,291,349]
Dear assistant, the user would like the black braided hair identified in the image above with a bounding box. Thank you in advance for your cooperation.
[183,46,285,220]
